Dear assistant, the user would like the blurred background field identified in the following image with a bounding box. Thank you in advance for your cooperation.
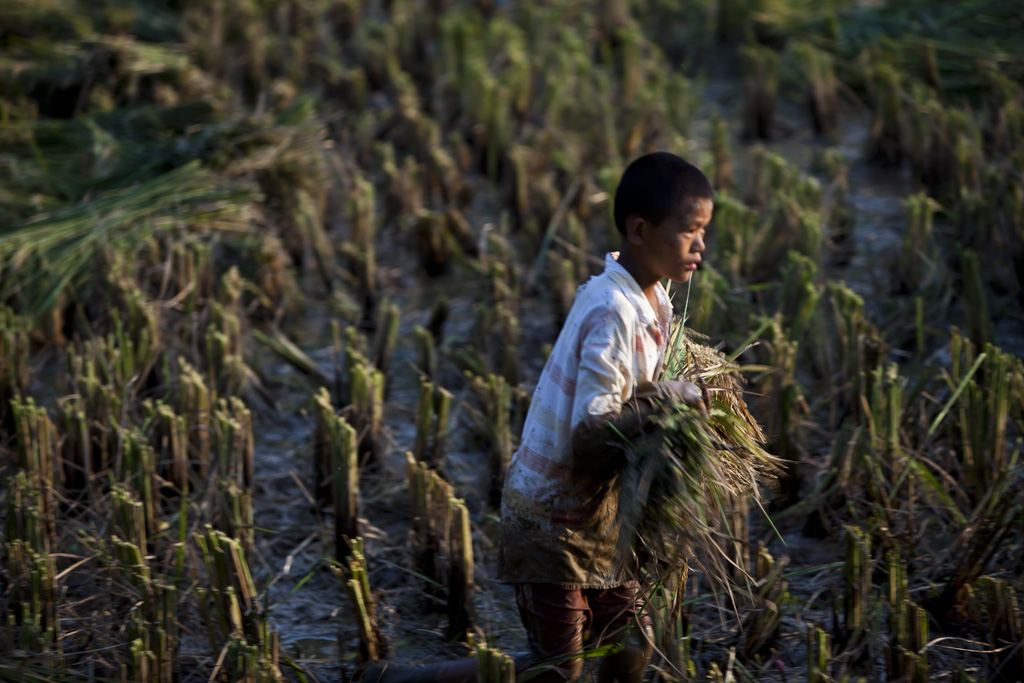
[1,0,1023,681]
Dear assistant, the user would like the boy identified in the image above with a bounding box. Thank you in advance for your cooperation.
[367,152,712,683]
[499,151,712,683]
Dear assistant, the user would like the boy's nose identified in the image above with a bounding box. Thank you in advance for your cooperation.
[692,232,706,252]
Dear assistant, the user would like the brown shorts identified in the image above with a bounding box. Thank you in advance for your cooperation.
[514,582,652,663]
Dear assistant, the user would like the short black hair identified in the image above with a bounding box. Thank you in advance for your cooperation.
[613,152,714,234]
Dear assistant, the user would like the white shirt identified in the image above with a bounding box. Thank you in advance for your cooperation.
[499,252,671,586]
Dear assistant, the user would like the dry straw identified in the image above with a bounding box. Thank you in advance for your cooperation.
[617,314,782,593]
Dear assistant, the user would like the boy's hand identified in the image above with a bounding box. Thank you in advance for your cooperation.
[660,380,709,416]
[570,379,710,476]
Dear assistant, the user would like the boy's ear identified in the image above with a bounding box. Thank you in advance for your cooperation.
[625,215,647,245]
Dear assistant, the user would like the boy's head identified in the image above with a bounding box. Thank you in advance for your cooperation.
[613,152,714,235]
[613,152,714,285]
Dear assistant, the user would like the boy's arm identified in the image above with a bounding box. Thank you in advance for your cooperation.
[571,380,705,473]
[568,305,704,475]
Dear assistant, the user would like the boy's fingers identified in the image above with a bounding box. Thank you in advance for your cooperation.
[664,380,707,416]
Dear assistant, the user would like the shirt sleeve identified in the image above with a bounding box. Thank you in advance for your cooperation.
[570,303,634,431]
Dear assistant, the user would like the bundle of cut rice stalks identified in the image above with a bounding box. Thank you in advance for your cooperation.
[618,319,782,587]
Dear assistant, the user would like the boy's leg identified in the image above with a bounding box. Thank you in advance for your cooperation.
[586,584,654,683]
[515,583,590,682]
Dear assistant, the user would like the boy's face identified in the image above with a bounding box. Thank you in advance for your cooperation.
[641,197,712,284]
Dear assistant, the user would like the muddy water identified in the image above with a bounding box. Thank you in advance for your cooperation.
[250,77,1022,679]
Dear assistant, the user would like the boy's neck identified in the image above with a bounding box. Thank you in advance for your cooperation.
[615,250,661,310]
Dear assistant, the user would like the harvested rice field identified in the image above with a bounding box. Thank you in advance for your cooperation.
[1,1,1023,681]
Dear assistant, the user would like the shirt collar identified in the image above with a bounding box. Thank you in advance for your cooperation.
[604,252,672,328]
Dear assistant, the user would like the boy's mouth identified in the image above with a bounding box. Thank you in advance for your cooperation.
[685,262,699,271]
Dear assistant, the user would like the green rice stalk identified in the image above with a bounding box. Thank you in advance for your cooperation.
[711,113,733,192]
[763,194,823,269]
[740,543,790,657]
[821,149,855,265]
[3,476,61,657]
[779,250,822,349]
[111,484,149,563]
[959,249,992,349]
[840,525,871,648]
[428,297,449,346]
[166,238,216,317]
[429,144,465,208]
[414,325,437,381]
[145,401,189,492]
[126,629,152,683]
[56,396,99,501]
[333,537,382,663]
[687,265,733,340]
[900,193,942,293]
[745,144,769,208]
[413,378,452,466]
[216,478,253,554]
[648,561,694,681]
[740,43,779,141]
[65,336,129,433]
[112,534,152,608]
[372,299,401,381]
[0,306,32,429]
[666,71,697,138]
[793,42,839,137]
[313,388,360,551]
[806,624,831,683]
[932,438,1022,621]
[887,548,915,682]
[347,175,378,313]
[867,61,905,165]
[447,497,475,641]
[941,330,1023,495]
[467,373,513,509]
[205,302,250,398]
[120,428,159,538]
[10,397,58,548]
[562,207,587,272]
[176,358,212,479]
[760,316,806,505]
[5,472,48,556]
[549,256,577,324]
[887,598,929,683]
[708,193,762,284]
[507,145,531,227]
[474,644,515,683]
[446,208,482,261]
[859,364,906,507]
[380,145,419,223]
[498,307,521,386]
[977,577,1024,682]
[346,340,385,465]
[906,83,953,193]
[825,282,888,425]
[194,524,277,675]
[223,631,282,683]
[406,453,456,590]
[333,407,360,554]
[4,542,59,660]
[416,210,453,276]
[211,397,254,488]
